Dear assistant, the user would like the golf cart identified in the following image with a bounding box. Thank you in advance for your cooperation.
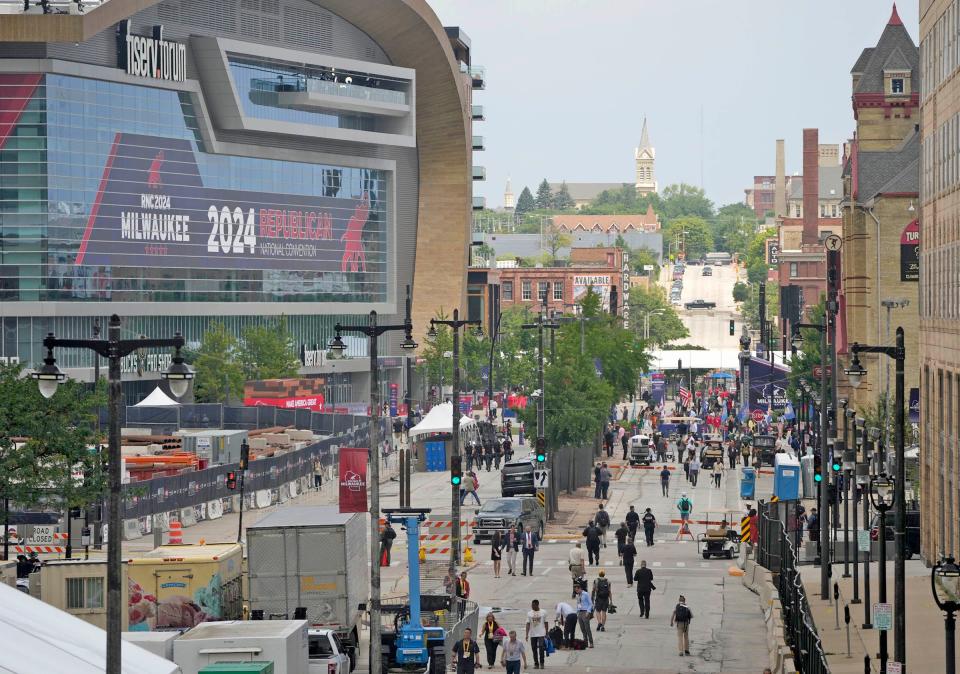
[699,434,724,469]
[696,511,742,559]
[753,434,777,466]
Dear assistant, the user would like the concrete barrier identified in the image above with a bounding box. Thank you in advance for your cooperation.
[207,499,224,519]
[255,489,272,509]
[741,559,793,673]
[179,507,197,527]
[123,519,142,541]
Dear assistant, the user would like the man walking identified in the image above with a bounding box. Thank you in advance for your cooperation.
[677,493,693,528]
[505,525,520,576]
[525,599,548,669]
[659,465,671,497]
[614,521,629,564]
[689,455,701,487]
[582,520,602,566]
[599,462,612,500]
[574,585,595,648]
[634,560,654,618]
[625,505,640,543]
[460,472,480,505]
[641,507,657,547]
[522,527,539,576]
[500,630,527,674]
[670,595,693,656]
[593,462,602,499]
[568,542,586,584]
[596,504,611,547]
[621,536,637,586]
[620,430,629,460]
[711,458,724,488]
[452,627,480,674]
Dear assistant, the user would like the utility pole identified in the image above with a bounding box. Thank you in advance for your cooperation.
[522,292,559,517]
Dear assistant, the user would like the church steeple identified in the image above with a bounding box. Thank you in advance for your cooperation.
[503,177,515,210]
[635,117,657,197]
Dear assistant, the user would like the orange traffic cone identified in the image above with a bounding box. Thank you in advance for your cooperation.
[168,520,183,544]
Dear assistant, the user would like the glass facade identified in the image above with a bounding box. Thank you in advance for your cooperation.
[0,73,391,305]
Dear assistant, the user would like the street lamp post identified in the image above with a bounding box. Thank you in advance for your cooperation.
[31,314,192,674]
[840,401,853,579]
[427,309,482,613]
[869,473,895,673]
[847,327,907,667]
[487,311,503,422]
[328,306,417,674]
[850,414,863,604]
[792,322,831,599]
[932,555,960,674]
[739,333,751,412]
[860,434,874,628]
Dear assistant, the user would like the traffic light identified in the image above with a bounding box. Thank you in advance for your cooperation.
[831,457,842,473]
[813,454,823,483]
[239,441,250,471]
[226,471,237,490]
[729,319,735,336]
[535,437,547,463]
[450,454,462,486]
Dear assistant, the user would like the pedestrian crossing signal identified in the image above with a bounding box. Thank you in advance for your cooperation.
[226,471,237,490]
[813,454,823,482]
[450,454,462,485]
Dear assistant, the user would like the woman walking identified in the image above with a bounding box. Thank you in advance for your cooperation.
[491,530,504,578]
[711,458,724,488]
[591,570,612,632]
[480,612,502,668]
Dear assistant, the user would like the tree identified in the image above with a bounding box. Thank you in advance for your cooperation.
[543,222,571,261]
[628,246,661,276]
[535,179,554,209]
[628,285,689,346]
[193,321,246,403]
[515,186,535,216]
[663,216,713,259]
[239,317,301,381]
[658,183,714,221]
[552,182,575,211]
[0,363,106,510]
[744,227,777,284]
[581,185,649,214]
[712,202,758,254]
[732,281,750,303]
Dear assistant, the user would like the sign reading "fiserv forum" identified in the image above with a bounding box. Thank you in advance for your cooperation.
[116,21,187,83]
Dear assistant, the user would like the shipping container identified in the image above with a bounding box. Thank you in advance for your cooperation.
[173,620,308,674]
[127,543,243,632]
[246,507,366,662]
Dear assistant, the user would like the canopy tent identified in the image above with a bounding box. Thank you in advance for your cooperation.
[0,581,181,674]
[135,386,181,407]
[649,348,788,371]
[409,402,477,441]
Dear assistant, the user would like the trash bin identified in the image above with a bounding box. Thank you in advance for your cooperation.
[740,467,756,500]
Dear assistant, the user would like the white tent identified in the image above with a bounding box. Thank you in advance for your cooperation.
[0,581,181,673]
[135,387,181,407]
[409,402,477,441]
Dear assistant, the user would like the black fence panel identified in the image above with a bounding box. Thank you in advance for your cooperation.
[223,406,259,430]
[295,409,313,430]
[311,413,335,434]
[179,404,223,429]
[257,406,277,428]
[275,409,296,427]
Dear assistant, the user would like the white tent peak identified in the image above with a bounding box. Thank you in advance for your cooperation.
[409,402,477,441]
[135,386,181,407]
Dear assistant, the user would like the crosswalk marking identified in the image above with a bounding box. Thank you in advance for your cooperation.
[652,561,662,567]
[676,562,686,567]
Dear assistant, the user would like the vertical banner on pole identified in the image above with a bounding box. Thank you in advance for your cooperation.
[338,447,368,513]
[389,383,399,417]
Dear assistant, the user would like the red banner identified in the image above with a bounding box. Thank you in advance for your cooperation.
[338,447,368,513]
[243,395,324,410]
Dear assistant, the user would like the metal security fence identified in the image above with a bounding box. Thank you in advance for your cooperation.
[757,500,830,674]
[553,445,595,495]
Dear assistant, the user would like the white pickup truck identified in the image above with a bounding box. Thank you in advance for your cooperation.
[309,628,352,674]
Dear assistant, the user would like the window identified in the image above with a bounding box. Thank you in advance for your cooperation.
[521,281,531,301]
[820,204,827,217]
[502,281,513,301]
[538,281,549,302]
[66,577,104,610]
[789,262,798,278]
[892,78,904,94]
[553,281,563,301]
[832,204,839,217]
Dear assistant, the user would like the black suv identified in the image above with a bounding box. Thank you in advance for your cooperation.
[500,460,536,496]
[870,510,921,559]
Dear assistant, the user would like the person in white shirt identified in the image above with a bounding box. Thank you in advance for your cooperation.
[525,599,549,669]
[568,542,586,581]
[555,601,577,646]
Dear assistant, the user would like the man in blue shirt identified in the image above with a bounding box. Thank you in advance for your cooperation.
[574,585,595,648]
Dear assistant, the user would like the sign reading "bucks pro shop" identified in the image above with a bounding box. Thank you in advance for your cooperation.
[117,20,187,83]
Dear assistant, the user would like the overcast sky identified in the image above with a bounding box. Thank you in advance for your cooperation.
[430,1,920,210]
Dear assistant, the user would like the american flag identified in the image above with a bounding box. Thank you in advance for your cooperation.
[678,386,692,407]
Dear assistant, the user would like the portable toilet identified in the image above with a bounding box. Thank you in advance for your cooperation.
[774,454,801,501]
[740,467,756,500]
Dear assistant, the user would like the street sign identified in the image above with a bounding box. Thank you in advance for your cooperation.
[752,409,765,422]
[29,525,55,545]
[824,234,843,251]
[886,662,902,674]
[533,469,550,489]
[857,529,871,552]
[812,366,833,378]
[643,264,654,272]
[873,602,893,631]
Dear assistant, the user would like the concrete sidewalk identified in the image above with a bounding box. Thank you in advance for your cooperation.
[800,559,956,673]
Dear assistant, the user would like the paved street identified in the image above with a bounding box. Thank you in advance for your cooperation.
[661,263,744,350]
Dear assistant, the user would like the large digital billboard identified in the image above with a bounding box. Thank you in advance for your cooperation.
[75,132,381,276]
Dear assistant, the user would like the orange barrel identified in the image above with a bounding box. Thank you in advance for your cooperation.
[168,520,183,544]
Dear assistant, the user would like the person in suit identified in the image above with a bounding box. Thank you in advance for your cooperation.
[521,527,539,576]
[633,560,654,619]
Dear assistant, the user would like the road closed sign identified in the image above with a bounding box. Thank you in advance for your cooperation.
[30,526,55,544]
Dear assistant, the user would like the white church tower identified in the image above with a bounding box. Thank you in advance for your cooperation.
[635,118,657,196]
[503,177,515,210]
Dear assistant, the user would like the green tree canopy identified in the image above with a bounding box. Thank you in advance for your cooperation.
[515,186,535,216]
[552,182,575,211]
[740,280,780,334]
[663,215,713,259]
[658,183,714,221]
[628,285,690,346]
[580,185,650,214]
[712,203,759,254]
[744,227,777,284]
[535,179,553,209]
[192,321,245,403]
[0,363,106,509]
[239,317,301,381]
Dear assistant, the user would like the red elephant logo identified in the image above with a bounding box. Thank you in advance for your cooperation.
[341,193,370,273]
[147,151,164,189]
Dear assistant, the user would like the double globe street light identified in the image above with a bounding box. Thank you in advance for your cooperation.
[31,314,193,674]
[931,556,960,674]
[869,473,895,673]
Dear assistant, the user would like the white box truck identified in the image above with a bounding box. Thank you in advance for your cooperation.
[246,507,366,669]
[173,620,309,674]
